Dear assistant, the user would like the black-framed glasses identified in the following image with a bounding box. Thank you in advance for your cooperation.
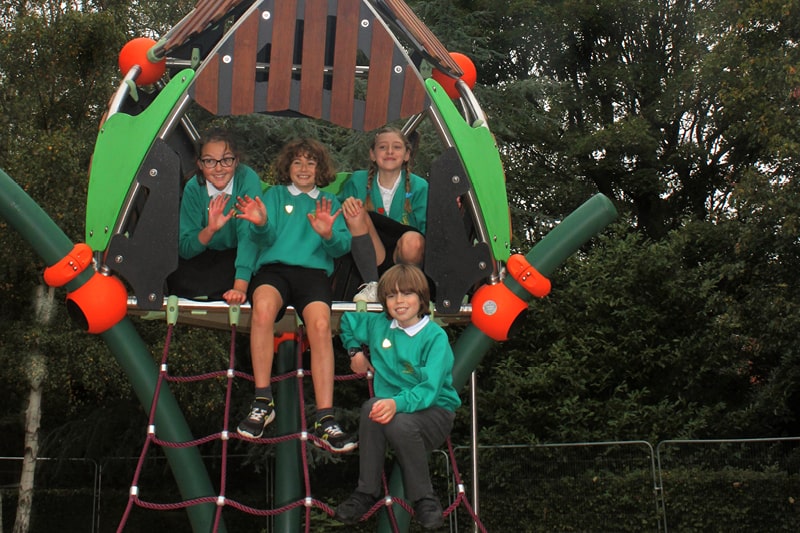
[199,156,236,169]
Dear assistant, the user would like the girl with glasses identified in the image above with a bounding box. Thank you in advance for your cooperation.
[167,127,262,304]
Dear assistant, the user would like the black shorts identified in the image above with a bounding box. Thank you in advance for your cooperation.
[369,211,423,275]
[166,248,237,301]
[247,264,332,317]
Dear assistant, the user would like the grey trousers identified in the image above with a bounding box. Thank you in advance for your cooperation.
[356,396,456,502]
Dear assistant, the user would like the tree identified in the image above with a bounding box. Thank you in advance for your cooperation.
[461,0,800,442]
[13,286,53,533]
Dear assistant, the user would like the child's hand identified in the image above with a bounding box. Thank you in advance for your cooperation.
[341,197,364,220]
[369,398,397,425]
[235,195,267,226]
[307,197,341,240]
[208,194,235,232]
[223,288,247,305]
[223,279,248,305]
[349,351,374,374]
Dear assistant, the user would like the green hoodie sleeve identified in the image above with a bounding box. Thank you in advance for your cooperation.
[339,311,373,350]
[408,172,428,234]
[337,170,368,202]
[178,178,209,259]
[232,165,263,282]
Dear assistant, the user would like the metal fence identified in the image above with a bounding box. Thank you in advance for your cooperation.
[655,437,800,533]
[2,437,799,532]
[448,441,659,532]
[0,456,100,532]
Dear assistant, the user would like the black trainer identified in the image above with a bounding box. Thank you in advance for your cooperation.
[334,491,378,525]
[313,416,358,453]
[236,398,275,438]
[414,496,444,530]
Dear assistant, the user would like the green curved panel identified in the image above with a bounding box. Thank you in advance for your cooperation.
[85,69,195,250]
[425,78,511,262]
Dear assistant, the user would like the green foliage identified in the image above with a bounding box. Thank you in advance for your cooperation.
[477,221,755,444]
[661,468,800,532]
[474,465,800,532]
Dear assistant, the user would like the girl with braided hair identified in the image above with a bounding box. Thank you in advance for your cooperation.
[338,127,428,302]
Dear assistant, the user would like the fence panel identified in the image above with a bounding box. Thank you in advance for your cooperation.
[451,442,660,532]
[657,437,800,533]
[6,438,800,532]
[0,456,98,533]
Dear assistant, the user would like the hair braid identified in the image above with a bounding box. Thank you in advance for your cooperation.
[365,163,378,212]
[402,170,412,224]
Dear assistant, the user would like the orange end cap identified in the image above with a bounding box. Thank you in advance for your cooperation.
[118,37,166,86]
[431,52,477,99]
[507,254,551,298]
[43,243,94,288]
[274,331,296,352]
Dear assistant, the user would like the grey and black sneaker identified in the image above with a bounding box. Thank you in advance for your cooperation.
[237,398,275,438]
[313,416,358,453]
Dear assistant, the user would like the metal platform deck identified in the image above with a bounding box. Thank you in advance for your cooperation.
[127,297,472,334]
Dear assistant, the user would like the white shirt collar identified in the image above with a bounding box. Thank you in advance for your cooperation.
[206,178,234,198]
[389,315,429,336]
[288,183,320,199]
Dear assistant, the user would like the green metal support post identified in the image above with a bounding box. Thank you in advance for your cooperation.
[273,336,303,531]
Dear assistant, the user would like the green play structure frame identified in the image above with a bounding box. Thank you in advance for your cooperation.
[0,1,619,531]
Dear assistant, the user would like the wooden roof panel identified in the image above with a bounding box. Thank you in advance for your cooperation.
[187,0,432,131]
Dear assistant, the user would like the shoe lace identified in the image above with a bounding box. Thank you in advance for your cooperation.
[321,423,345,438]
[358,282,376,292]
[248,406,269,422]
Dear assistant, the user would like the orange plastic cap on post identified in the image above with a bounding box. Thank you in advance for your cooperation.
[43,243,94,288]
[118,37,166,86]
[274,331,297,352]
[65,272,128,334]
[431,52,478,99]
[470,282,528,342]
[506,254,551,298]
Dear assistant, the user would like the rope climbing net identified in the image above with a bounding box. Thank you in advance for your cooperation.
[116,315,487,532]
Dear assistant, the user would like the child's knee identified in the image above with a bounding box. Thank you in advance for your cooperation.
[251,302,279,327]
[396,233,425,264]
[385,413,417,439]
[306,314,331,337]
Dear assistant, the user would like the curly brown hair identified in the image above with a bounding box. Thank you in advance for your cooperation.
[272,138,336,187]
